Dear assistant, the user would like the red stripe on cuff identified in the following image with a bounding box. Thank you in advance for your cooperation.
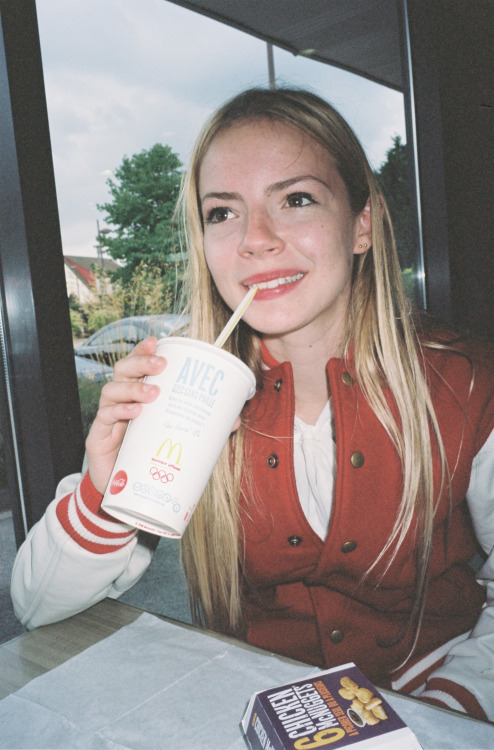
[56,493,134,553]
[56,474,136,554]
[75,474,134,540]
[74,495,134,540]
[424,678,488,722]
[78,471,125,522]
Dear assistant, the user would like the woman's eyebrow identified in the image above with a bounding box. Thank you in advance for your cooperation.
[201,190,241,204]
[266,175,331,194]
[200,176,331,205]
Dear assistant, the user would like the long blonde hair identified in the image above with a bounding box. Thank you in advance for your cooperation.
[177,87,448,645]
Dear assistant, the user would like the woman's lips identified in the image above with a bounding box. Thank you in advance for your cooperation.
[241,271,305,299]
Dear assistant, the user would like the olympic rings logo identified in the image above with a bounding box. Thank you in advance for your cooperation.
[150,466,174,484]
[157,490,180,513]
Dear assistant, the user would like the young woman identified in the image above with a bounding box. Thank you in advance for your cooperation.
[11,88,494,721]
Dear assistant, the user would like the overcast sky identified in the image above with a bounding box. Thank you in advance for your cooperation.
[36,0,406,258]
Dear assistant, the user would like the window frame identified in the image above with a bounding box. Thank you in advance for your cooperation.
[0,0,85,546]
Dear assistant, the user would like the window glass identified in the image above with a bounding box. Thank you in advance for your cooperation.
[36,0,416,327]
[0,498,24,643]
[120,323,139,343]
[91,328,114,347]
[0,321,26,642]
[29,0,418,627]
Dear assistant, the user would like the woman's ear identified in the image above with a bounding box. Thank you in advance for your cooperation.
[353,197,372,255]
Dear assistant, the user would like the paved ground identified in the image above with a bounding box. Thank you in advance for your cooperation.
[1,511,192,646]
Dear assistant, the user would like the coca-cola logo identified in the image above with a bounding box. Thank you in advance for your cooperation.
[110,470,128,494]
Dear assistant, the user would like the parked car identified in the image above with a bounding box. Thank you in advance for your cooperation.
[74,354,113,382]
[74,314,186,366]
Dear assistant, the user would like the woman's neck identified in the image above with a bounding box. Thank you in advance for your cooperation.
[264,330,342,425]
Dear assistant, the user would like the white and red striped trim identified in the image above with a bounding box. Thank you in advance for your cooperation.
[421,678,488,721]
[420,687,466,713]
[391,632,469,695]
[56,472,136,554]
[391,633,489,722]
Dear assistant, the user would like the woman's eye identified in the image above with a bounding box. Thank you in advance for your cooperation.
[285,192,315,208]
[204,206,234,224]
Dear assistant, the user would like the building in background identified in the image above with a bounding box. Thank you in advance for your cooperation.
[64,256,119,304]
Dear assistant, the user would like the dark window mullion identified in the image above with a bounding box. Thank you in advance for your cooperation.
[0,0,84,544]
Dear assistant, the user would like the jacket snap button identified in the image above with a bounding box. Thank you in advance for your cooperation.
[341,541,357,553]
[342,371,354,387]
[267,454,279,468]
[288,535,303,547]
[350,451,364,468]
[330,629,344,644]
[274,378,283,391]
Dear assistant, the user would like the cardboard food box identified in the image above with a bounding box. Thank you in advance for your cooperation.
[242,662,422,750]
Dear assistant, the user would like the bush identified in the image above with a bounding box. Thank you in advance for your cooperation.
[82,261,181,336]
[70,308,86,339]
[86,309,120,335]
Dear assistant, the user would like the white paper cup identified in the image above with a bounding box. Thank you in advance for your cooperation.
[101,337,256,538]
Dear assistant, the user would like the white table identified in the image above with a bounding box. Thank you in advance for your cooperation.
[1,599,493,749]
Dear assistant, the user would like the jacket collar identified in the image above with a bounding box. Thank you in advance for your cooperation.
[260,338,354,373]
[260,340,280,370]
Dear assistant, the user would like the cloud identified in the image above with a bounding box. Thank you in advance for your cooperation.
[36,0,405,256]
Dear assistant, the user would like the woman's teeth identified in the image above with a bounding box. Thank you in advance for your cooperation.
[249,273,304,291]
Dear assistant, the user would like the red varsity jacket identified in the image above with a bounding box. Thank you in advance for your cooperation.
[238,345,494,689]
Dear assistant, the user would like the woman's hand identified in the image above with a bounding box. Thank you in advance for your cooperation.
[85,337,167,495]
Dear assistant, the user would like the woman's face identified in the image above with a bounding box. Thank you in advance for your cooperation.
[199,120,370,348]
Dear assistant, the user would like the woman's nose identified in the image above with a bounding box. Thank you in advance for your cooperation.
[237,210,284,257]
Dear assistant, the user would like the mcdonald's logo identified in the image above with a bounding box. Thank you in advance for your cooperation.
[156,438,183,465]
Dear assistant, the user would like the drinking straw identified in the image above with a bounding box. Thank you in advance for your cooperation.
[214,286,258,347]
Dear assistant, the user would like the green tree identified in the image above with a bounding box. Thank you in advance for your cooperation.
[374,135,414,270]
[97,143,184,291]
[374,136,420,302]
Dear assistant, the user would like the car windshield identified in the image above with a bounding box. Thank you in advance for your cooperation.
[146,314,184,337]
[78,314,187,353]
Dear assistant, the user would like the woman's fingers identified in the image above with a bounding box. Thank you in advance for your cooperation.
[85,337,167,494]
[99,379,161,410]
[112,337,166,383]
